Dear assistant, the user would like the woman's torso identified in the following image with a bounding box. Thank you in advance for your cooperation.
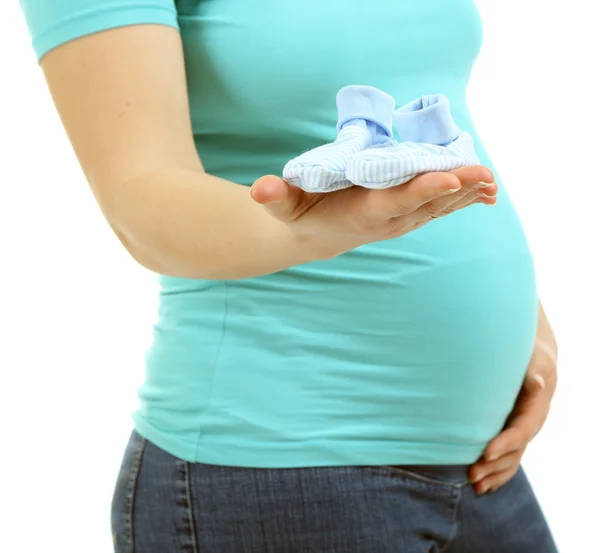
[134,0,538,466]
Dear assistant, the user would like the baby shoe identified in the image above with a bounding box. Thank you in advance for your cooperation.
[283,85,395,192]
[345,94,480,189]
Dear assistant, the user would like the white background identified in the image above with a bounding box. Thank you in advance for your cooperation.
[1,1,598,551]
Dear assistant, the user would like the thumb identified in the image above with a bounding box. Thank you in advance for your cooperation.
[250,175,303,223]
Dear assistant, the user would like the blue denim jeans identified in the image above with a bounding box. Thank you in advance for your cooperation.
[111,429,558,552]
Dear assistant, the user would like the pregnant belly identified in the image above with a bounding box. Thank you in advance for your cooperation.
[147,197,538,462]
[209,200,538,447]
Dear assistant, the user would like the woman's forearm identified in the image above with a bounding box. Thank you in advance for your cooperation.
[35,27,324,280]
[105,167,320,279]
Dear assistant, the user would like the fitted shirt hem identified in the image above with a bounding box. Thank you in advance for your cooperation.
[132,412,486,467]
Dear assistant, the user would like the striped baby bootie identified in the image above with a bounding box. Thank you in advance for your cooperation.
[345,94,480,189]
[283,85,395,192]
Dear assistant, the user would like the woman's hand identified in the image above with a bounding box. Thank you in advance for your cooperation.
[251,165,497,258]
[469,314,558,495]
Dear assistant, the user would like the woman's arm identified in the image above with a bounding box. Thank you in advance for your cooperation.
[40,23,497,280]
[41,24,319,280]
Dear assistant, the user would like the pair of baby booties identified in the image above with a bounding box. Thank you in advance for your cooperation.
[282,86,480,193]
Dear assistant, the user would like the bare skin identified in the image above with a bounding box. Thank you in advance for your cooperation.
[39,23,556,492]
[470,301,558,494]
[40,24,496,280]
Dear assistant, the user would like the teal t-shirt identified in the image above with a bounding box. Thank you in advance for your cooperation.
[21,0,538,466]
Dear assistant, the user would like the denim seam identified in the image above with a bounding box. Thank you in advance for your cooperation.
[194,281,229,460]
[440,486,464,553]
[375,466,465,489]
[124,436,147,553]
[183,462,200,553]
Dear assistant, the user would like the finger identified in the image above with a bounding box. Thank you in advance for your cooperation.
[484,426,531,462]
[523,370,547,395]
[437,176,498,208]
[522,346,557,395]
[412,169,497,220]
[436,196,480,214]
[475,466,520,495]
[372,171,463,219]
[449,165,495,187]
[251,175,292,204]
[459,183,498,205]
[412,182,495,222]
[411,195,480,224]
[251,175,306,222]
[469,450,523,484]
[432,186,497,216]
[369,164,495,220]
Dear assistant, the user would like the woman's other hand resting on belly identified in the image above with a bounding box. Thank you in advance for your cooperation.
[470,300,558,494]
[40,24,497,281]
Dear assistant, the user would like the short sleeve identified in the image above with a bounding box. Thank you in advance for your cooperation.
[19,0,180,62]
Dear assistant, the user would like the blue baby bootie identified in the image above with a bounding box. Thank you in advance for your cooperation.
[345,94,480,189]
[283,85,395,192]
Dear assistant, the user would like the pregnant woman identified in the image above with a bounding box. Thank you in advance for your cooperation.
[20,0,559,551]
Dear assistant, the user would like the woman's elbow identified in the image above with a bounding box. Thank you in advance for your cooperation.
[109,222,164,275]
